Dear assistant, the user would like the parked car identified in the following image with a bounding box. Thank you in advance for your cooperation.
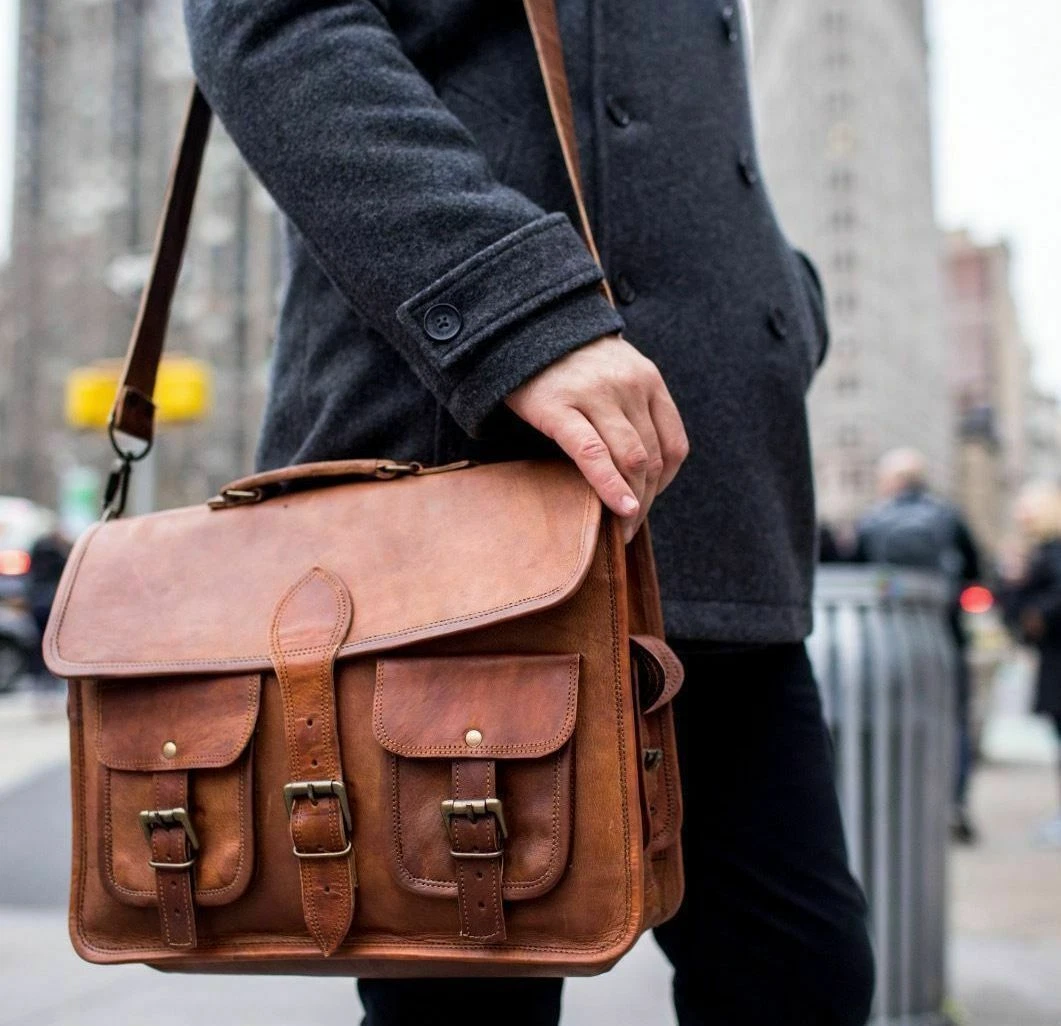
[0,497,58,692]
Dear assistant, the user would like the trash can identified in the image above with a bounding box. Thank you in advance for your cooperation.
[808,566,956,1026]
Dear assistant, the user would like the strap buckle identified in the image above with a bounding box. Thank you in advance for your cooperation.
[441,797,509,858]
[139,807,200,870]
[283,780,353,860]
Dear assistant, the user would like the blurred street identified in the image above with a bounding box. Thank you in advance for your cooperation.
[1,672,1058,1026]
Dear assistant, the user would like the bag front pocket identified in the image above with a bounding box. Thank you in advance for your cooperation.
[373,653,579,941]
[95,673,260,910]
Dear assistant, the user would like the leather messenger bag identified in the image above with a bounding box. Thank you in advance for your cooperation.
[44,0,685,975]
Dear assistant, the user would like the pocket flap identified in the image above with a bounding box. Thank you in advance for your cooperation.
[96,674,261,771]
[373,654,579,759]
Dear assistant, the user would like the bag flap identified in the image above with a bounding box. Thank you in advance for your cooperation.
[373,653,579,758]
[96,673,260,770]
[45,461,600,679]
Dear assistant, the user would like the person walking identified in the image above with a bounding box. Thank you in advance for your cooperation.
[855,448,982,843]
[999,481,1061,848]
[182,1,874,1022]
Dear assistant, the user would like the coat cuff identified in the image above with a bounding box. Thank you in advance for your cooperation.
[394,213,622,434]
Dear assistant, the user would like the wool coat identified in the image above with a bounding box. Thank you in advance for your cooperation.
[183,0,828,644]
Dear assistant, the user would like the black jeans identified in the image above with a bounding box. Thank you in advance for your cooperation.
[359,643,875,1026]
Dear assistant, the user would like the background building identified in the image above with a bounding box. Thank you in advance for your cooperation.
[750,0,952,527]
[942,230,1053,557]
[0,0,280,511]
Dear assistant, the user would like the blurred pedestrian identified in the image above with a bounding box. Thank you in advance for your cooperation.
[184,0,875,1021]
[999,481,1061,848]
[26,529,71,690]
[856,448,983,843]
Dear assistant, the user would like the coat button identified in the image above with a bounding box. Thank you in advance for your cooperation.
[613,273,637,305]
[738,151,759,186]
[768,306,789,340]
[606,95,632,128]
[423,303,462,342]
[721,4,739,43]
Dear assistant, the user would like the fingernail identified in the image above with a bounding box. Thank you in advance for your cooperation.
[620,496,639,515]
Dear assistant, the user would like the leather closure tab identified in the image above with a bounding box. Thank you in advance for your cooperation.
[448,760,506,943]
[145,771,197,949]
[630,635,685,714]
[269,566,355,956]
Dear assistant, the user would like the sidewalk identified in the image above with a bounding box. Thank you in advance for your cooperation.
[1,689,1059,1025]
[948,761,1061,1026]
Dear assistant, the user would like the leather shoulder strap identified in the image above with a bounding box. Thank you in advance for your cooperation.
[108,0,611,446]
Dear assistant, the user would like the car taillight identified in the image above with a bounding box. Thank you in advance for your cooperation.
[0,550,31,576]
[960,585,994,615]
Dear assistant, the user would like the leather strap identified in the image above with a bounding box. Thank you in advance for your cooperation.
[106,0,611,447]
[449,760,507,943]
[110,87,211,444]
[149,771,197,949]
[269,566,356,956]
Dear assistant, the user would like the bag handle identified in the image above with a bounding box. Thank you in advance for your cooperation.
[107,0,612,455]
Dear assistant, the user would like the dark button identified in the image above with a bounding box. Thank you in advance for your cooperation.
[423,303,462,342]
[613,273,637,305]
[721,4,739,43]
[768,307,789,340]
[606,95,632,128]
[738,151,759,186]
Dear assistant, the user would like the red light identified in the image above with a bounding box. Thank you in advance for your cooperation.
[0,550,31,576]
[961,585,994,615]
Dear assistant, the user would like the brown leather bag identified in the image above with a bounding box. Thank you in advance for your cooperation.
[44,0,684,976]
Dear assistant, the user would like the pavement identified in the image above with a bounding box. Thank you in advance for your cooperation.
[1,680,1059,1026]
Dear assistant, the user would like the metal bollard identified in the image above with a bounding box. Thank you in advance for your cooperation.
[809,566,956,1026]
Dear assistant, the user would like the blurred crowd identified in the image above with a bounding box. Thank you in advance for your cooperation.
[821,449,1061,849]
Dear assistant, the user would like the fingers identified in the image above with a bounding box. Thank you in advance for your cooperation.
[616,400,664,542]
[649,383,690,495]
[547,408,641,520]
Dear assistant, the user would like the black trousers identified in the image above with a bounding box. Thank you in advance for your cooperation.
[359,643,876,1026]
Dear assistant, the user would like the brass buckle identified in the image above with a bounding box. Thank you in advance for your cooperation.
[441,797,509,849]
[283,780,353,860]
[139,807,199,870]
[207,487,263,509]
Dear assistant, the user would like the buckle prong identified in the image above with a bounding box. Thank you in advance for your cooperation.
[440,797,508,841]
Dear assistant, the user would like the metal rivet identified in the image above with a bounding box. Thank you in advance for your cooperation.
[162,741,178,759]
[464,729,483,748]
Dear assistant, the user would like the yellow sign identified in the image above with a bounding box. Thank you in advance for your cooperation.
[65,357,213,430]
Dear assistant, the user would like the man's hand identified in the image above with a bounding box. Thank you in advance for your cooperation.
[505,335,689,542]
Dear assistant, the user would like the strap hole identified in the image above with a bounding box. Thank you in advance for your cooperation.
[476,871,483,880]
[306,717,314,727]
[311,759,318,768]
[478,901,486,910]
[324,884,331,893]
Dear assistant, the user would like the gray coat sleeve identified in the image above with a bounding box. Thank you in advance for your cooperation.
[182,0,623,435]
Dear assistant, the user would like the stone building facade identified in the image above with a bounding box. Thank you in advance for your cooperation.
[1,0,280,511]
[749,0,951,527]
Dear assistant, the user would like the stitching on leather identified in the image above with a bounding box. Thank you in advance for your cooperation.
[95,675,260,771]
[53,486,596,673]
[373,656,579,758]
[603,522,636,938]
